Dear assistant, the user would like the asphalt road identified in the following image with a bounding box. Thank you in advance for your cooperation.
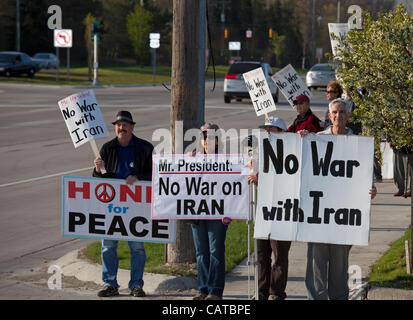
[0,80,329,299]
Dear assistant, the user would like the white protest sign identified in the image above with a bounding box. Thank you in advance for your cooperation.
[62,176,176,243]
[328,23,349,56]
[152,154,250,220]
[243,67,277,117]
[58,90,109,148]
[253,133,374,246]
[272,64,311,108]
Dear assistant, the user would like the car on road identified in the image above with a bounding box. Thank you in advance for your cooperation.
[223,61,279,104]
[0,51,39,77]
[305,63,338,90]
[32,53,59,70]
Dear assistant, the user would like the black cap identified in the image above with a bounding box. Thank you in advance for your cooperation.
[112,110,136,125]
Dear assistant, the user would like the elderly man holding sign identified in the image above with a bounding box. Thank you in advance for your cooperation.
[299,98,376,300]
[93,110,154,298]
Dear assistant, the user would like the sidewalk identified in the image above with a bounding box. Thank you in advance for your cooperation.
[52,180,412,300]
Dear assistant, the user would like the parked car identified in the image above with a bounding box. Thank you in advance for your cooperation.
[0,51,39,77]
[305,63,339,90]
[224,61,279,104]
[32,53,59,70]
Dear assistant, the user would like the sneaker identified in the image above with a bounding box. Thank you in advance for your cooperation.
[192,293,207,300]
[97,285,119,297]
[205,294,222,300]
[130,286,146,297]
[251,293,268,300]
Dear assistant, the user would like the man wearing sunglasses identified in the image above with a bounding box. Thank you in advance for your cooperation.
[287,94,322,134]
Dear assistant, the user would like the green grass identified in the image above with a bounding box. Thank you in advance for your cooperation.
[0,64,229,86]
[368,226,413,289]
[0,64,306,86]
[84,220,253,277]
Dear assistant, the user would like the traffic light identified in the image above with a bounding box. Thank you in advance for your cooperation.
[269,27,273,39]
[224,28,228,39]
[91,21,103,43]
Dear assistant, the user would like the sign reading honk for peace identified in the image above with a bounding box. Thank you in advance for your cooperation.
[58,90,109,148]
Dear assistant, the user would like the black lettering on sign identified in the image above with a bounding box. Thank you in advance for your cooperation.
[89,213,106,234]
[261,199,303,222]
[68,212,86,232]
[129,217,149,237]
[311,141,360,178]
[176,199,224,215]
[263,138,299,175]
[107,216,127,236]
[152,220,169,239]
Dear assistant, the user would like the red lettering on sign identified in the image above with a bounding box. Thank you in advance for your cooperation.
[120,185,142,202]
[68,181,90,199]
[146,186,152,203]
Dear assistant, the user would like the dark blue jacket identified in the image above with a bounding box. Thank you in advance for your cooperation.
[92,134,154,181]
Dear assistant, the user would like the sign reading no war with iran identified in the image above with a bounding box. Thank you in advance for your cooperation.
[151,154,250,220]
[253,133,374,246]
[243,67,276,116]
[62,176,175,243]
[272,64,311,108]
[58,90,109,148]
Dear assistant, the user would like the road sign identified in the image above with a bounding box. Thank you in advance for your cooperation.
[149,33,160,40]
[54,29,72,48]
[150,39,160,49]
[229,41,241,51]
[149,33,160,49]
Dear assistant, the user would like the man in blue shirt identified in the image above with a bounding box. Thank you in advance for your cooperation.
[93,110,154,297]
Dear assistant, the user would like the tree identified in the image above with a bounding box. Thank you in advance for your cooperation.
[333,4,412,266]
[269,30,286,66]
[126,4,153,65]
[83,13,96,81]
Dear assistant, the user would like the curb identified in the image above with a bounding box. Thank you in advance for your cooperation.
[52,249,197,294]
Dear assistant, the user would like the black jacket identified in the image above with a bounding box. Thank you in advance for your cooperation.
[92,134,154,181]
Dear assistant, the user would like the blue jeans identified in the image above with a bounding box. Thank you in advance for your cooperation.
[191,220,227,297]
[101,239,146,290]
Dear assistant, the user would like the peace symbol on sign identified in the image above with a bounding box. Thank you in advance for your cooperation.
[95,183,116,203]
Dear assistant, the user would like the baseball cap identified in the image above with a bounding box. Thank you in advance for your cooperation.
[112,110,136,125]
[293,94,310,105]
[258,116,287,131]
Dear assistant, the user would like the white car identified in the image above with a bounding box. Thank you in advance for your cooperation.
[305,63,338,90]
[223,61,279,104]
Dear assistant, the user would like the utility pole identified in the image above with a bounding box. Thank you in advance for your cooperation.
[16,0,20,52]
[337,0,341,22]
[167,0,206,264]
[311,0,316,66]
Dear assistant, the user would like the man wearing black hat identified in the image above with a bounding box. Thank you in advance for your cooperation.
[93,110,154,298]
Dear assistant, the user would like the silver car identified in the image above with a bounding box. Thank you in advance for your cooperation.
[32,53,59,70]
[306,63,338,90]
[224,61,278,103]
